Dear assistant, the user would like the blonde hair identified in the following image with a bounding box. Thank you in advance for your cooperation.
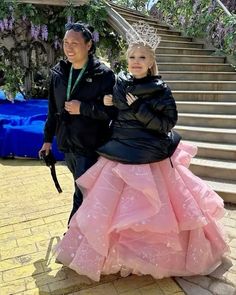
[126,43,158,76]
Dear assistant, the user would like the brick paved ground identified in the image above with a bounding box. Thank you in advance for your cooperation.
[0,158,235,295]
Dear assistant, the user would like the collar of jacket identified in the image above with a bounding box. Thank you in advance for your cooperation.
[118,71,163,85]
[51,55,104,79]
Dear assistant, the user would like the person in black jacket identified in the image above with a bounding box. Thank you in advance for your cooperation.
[39,22,116,222]
[54,41,228,281]
[99,43,179,164]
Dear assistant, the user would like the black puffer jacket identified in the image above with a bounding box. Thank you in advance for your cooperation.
[44,56,116,154]
[97,71,179,164]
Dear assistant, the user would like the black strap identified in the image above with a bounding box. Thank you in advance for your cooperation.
[49,164,62,193]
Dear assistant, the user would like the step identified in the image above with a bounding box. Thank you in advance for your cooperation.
[157,47,215,55]
[157,55,225,63]
[119,10,170,30]
[167,81,236,91]
[178,113,236,128]
[175,125,236,144]
[172,91,236,102]
[125,17,180,34]
[159,40,204,49]
[190,158,236,182]
[122,15,171,30]
[157,35,193,42]
[110,5,170,29]
[177,101,236,114]
[183,140,236,161]
[205,178,236,203]
[161,71,236,81]
[158,63,235,72]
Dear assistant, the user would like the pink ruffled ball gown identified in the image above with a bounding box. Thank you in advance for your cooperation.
[54,73,229,281]
[55,142,229,281]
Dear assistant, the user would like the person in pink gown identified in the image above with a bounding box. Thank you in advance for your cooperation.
[54,29,229,281]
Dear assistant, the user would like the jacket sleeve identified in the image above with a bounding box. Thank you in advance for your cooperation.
[43,75,57,143]
[113,74,129,110]
[131,87,178,134]
[80,70,117,120]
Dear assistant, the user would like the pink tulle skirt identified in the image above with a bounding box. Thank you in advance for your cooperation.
[55,142,229,281]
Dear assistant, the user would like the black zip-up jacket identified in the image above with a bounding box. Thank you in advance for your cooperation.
[97,71,179,164]
[44,56,116,154]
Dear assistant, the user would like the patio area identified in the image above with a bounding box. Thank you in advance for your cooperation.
[0,158,235,294]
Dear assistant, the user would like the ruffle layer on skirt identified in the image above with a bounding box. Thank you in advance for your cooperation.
[55,142,229,281]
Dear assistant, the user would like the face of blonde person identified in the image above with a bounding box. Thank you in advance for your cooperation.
[63,30,92,69]
[127,46,153,79]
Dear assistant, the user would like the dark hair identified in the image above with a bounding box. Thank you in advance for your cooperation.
[65,22,96,55]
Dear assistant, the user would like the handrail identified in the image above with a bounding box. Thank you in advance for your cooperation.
[215,0,232,16]
[104,1,135,38]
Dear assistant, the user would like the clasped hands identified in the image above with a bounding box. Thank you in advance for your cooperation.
[65,100,80,114]
[65,93,139,113]
[103,93,138,106]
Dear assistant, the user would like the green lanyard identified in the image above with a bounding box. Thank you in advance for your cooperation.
[66,62,88,101]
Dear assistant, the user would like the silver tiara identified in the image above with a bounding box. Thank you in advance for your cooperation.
[126,21,161,50]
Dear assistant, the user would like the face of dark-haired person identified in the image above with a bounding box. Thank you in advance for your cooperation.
[63,30,92,69]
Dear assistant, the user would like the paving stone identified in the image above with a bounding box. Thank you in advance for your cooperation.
[225,272,236,286]
[118,290,141,295]
[113,275,155,293]
[228,263,236,274]
[73,283,118,294]
[13,219,45,231]
[3,263,44,282]
[225,226,236,239]
[209,281,236,295]
[209,257,234,283]
[175,278,213,295]
[222,218,236,228]
[21,286,51,295]
[230,239,236,248]
[0,238,18,250]
[25,266,67,289]
[182,276,212,289]
[48,275,93,294]
[139,283,164,295]
[157,278,183,294]
[0,279,26,295]
[1,243,38,260]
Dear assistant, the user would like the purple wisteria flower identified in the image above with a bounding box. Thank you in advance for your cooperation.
[3,18,9,30]
[8,5,13,13]
[179,15,186,26]
[8,19,13,31]
[92,31,99,43]
[0,20,4,32]
[31,23,35,38]
[54,36,61,50]
[34,25,40,39]
[66,15,73,25]
[41,24,48,41]
[193,0,201,13]
[31,23,41,39]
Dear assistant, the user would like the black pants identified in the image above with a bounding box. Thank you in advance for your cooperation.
[65,152,98,224]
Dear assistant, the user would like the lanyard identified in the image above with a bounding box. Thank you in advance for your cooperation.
[66,62,88,101]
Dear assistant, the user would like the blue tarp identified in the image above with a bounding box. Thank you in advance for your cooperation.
[0,98,64,160]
